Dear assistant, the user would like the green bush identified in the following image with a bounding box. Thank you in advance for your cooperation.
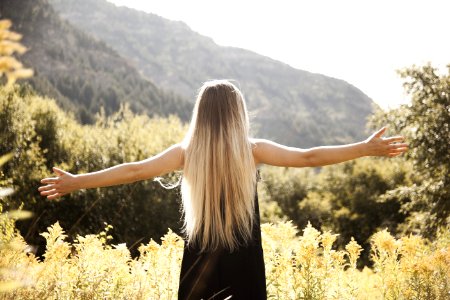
[0,85,186,255]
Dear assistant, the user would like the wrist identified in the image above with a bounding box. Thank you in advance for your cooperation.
[358,141,371,157]
[71,174,82,191]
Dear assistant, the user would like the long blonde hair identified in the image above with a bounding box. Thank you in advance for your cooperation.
[181,80,257,252]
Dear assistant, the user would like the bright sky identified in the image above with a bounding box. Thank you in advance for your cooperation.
[107,0,449,109]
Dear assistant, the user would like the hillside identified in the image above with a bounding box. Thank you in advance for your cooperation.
[49,0,376,147]
[0,0,191,123]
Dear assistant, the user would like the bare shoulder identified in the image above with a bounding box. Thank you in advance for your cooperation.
[147,143,185,170]
[131,143,185,179]
[250,138,281,150]
[170,143,185,168]
[172,143,185,154]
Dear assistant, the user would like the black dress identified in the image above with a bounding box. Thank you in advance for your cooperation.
[178,189,267,300]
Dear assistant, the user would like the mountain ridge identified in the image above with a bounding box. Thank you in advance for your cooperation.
[50,0,376,147]
[0,0,191,123]
[1,0,376,147]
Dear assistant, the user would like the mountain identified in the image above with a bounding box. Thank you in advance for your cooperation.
[0,0,376,146]
[49,0,376,147]
[0,0,191,123]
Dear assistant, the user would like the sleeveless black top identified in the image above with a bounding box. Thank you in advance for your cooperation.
[178,183,267,300]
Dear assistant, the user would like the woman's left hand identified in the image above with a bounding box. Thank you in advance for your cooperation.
[364,127,408,157]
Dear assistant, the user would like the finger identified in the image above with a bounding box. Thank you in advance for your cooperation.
[40,189,57,196]
[41,177,59,184]
[388,152,404,157]
[38,184,55,192]
[389,143,408,149]
[388,151,405,156]
[53,167,69,176]
[388,148,408,155]
[393,147,408,154]
[374,127,387,138]
[384,136,405,143]
[47,192,64,200]
[389,146,408,152]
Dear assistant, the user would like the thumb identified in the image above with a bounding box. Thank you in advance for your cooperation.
[53,167,69,176]
[374,126,387,138]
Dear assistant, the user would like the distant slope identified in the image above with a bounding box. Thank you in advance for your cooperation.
[0,0,191,123]
[50,0,376,146]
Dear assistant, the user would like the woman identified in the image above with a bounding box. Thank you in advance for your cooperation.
[39,80,407,299]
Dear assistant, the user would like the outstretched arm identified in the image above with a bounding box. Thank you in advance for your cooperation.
[252,127,408,168]
[39,144,184,199]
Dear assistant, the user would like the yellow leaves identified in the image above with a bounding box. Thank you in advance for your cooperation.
[40,221,67,243]
[40,221,71,261]
[400,233,425,258]
[321,230,338,252]
[330,250,346,265]
[0,281,23,292]
[263,223,450,299]
[5,68,34,87]
[159,228,183,251]
[0,233,37,294]
[0,20,13,31]
[263,222,362,299]
[139,239,160,255]
[0,153,14,168]
[433,246,450,268]
[0,220,449,299]
[0,40,27,56]
[134,230,183,299]
[346,237,363,269]
[371,228,400,257]
[368,228,450,300]
[0,19,33,87]
[0,210,33,220]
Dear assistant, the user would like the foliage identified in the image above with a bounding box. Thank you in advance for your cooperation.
[1,152,33,293]
[0,221,448,299]
[260,158,412,266]
[370,64,450,236]
[0,19,33,87]
[0,85,187,256]
[259,167,314,224]
[0,0,191,124]
[0,17,35,292]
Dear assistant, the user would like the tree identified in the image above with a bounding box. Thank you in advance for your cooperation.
[370,64,450,236]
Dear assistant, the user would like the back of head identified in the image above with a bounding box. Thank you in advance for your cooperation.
[182,80,256,252]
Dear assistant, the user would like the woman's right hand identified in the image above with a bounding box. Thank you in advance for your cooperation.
[38,167,77,200]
